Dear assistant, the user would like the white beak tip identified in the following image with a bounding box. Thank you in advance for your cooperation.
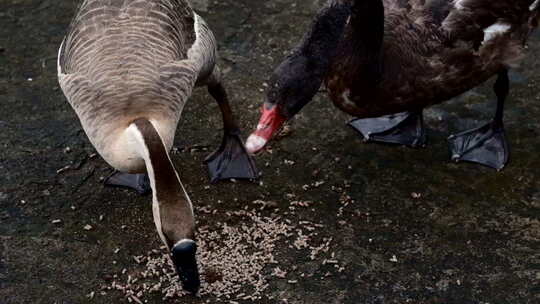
[245,134,268,154]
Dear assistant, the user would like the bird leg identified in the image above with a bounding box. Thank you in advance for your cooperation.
[204,75,259,183]
[448,69,510,170]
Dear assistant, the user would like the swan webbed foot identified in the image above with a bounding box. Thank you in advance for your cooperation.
[171,240,200,294]
[349,111,426,148]
[103,172,151,195]
[448,121,509,170]
[205,131,259,183]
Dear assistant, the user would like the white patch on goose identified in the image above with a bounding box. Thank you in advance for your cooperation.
[187,13,215,78]
[146,120,194,221]
[483,22,511,45]
[57,39,65,76]
[187,13,201,56]
[128,124,167,247]
[531,0,540,11]
[453,0,467,10]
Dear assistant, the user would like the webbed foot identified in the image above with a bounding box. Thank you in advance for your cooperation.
[205,131,259,183]
[349,111,426,148]
[171,240,200,294]
[448,121,509,170]
[104,172,151,195]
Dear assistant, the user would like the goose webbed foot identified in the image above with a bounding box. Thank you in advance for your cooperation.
[448,121,509,170]
[348,111,427,148]
[171,240,200,294]
[205,131,259,183]
[104,172,151,195]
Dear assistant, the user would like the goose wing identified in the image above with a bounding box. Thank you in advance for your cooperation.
[60,0,195,74]
[57,0,201,121]
[379,0,538,70]
[383,0,538,45]
[57,0,212,153]
[441,0,539,44]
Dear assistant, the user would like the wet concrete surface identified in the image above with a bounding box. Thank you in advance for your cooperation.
[1,0,539,303]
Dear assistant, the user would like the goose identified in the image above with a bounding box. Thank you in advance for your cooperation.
[57,0,258,293]
[245,0,540,170]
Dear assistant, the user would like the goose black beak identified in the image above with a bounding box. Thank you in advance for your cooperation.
[171,240,200,294]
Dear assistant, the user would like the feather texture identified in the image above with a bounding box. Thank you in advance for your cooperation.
[58,0,217,170]
[325,0,539,118]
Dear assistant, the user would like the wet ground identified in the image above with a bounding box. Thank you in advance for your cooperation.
[1,0,539,303]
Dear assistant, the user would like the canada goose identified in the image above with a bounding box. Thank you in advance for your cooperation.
[246,0,539,170]
[58,0,258,293]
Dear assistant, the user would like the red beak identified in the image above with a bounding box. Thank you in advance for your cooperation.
[245,105,287,154]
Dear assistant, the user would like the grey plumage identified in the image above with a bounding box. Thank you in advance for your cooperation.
[58,0,216,171]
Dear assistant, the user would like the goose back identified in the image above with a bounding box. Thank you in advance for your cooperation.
[58,0,216,170]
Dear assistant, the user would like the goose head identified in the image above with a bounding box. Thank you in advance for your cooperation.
[171,239,200,294]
